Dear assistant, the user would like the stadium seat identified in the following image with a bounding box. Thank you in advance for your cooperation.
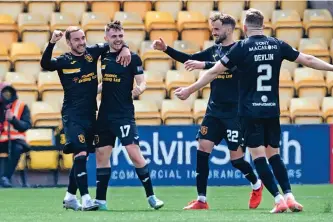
[248,0,277,21]
[139,71,167,109]
[326,71,333,96]
[166,70,197,107]
[173,40,200,71]
[161,100,194,125]
[133,100,162,125]
[38,71,64,111]
[60,153,73,170]
[28,150,59,170]
[81,12,110,45]
[280,0,307,19]
[4,72,38,110]
[26,128,53,146]
[303,9,333,46]
[18,13,50,51]
[298,38,331,63]
[272,10,303,49]
[280,96,291,124]
[217,0,245,22]
[290,98,323,124]
[0,43,10,81]
[114,12,146,52]
[140,41,172,72]
[193,99,208,124]
[281,59,298,75]
[154,0,183,20]
[91,0,121,20]
[43,42,66,58]
[16,153,26,171]
[0,1,24,21]
[27,0,56,21]
[59,0,87,22]
[294,68,327,101]
[145,11,178,47]
[50,12,79,32]
[123,0,153,20]
[0,14,19,47]
[186,0,215,19]
[279,68,294,100]
[241,11,272,37]
[31,101,61,127]
[10,42,41,77]
[177,11,210,49]
[322,97,333,123]
[199,70,211,99]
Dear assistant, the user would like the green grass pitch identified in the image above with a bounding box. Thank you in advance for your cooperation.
[0,185,332,222]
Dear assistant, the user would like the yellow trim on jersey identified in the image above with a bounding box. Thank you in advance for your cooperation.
[62,68,81,74]
[101,65,106,69]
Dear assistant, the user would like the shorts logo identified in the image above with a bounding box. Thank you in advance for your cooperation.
[94,135,99,144]
[200,126,208,135]
[85,54,93,63]
[60,134,66,145]
[78,134,85,143]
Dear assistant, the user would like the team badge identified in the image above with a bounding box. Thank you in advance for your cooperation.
[200,126,208,135]
[60,134,66,145]
[73,77,79,83]
[85,54,93,62]
[78,134,85,143]
[94,135,99,145]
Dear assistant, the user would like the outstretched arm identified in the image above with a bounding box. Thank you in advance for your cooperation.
[175,61,227,100]
[295,53,333,71]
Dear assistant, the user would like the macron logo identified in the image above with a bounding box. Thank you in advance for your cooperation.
[77,172,87,177]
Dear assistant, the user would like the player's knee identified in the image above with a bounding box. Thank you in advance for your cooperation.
[96,146,112,164]
[74,151,87,159]
[230,147,244,161]
[249,146,266,160]
[265,146,280,159]
[126,144,146,167]
[198,139,214,153]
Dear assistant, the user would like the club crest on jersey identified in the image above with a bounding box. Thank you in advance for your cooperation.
[200,126,208,135]
[94,135,99,145]
[78,134,85,143]
[85,54,93,62]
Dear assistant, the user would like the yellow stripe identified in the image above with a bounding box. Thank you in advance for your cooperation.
[101,65,106,69]
[63,68,80,74]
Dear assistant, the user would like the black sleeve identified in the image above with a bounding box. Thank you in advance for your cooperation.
[88,43,109,59]
[279,40,300,62]
[40,42,62,71]
[132,54,144,75]
[164,46,213,63]
[204,62,216,69]
[9,105,32,132]
[220,41,244,70]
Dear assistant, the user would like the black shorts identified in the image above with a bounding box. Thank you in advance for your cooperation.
[196,116,242,151]
[241,117,281,148]
[62,115,96,154]
[95,117,139,148]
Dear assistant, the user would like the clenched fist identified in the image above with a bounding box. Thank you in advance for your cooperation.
[50,30,63,44]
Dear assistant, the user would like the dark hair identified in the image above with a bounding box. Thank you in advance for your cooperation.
[65,26,81,40]
[105,20,123,33]
[210,12,236,29]
[245,8,264,28]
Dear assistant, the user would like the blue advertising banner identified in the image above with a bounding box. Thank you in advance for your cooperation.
[87,124,331,186]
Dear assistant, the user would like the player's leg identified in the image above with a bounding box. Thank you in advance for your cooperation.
[184,116,221,210]
[242,117,287,213]
[265,118,303,212]
[63,121,98,211]
[116,119,163,210]
[224,118,262,209]
[94,130,114,210]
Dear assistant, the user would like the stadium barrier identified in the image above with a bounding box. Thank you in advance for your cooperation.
[85,124,332,186]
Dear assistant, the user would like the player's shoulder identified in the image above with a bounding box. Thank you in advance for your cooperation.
[87,43,108,50]
[56,52,71,62]
[130,52,142,62]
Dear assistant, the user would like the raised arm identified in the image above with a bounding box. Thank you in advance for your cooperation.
[40,30,63,71]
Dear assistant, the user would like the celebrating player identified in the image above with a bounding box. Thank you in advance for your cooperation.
[152,13,263,210]
[175,8,333,213]
[40,27,131,211]
[93,21,164,210]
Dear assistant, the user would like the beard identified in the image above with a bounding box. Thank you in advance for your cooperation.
[72,44,86,55]
[214,33,227,44]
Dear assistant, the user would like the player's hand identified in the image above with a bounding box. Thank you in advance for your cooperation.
[174,87,191,100]
[50,30,63,44]
[5,109,14,121]
[184,60,205,71]
[152,38,167,51]
[132,84,145,98]
[117,46,131,67]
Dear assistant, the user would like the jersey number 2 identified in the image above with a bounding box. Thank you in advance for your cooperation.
[120,125,130,138]
[257,64,272,92]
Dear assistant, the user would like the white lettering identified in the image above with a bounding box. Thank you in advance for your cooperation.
[283,132,301,164]
[210,145,230,165]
